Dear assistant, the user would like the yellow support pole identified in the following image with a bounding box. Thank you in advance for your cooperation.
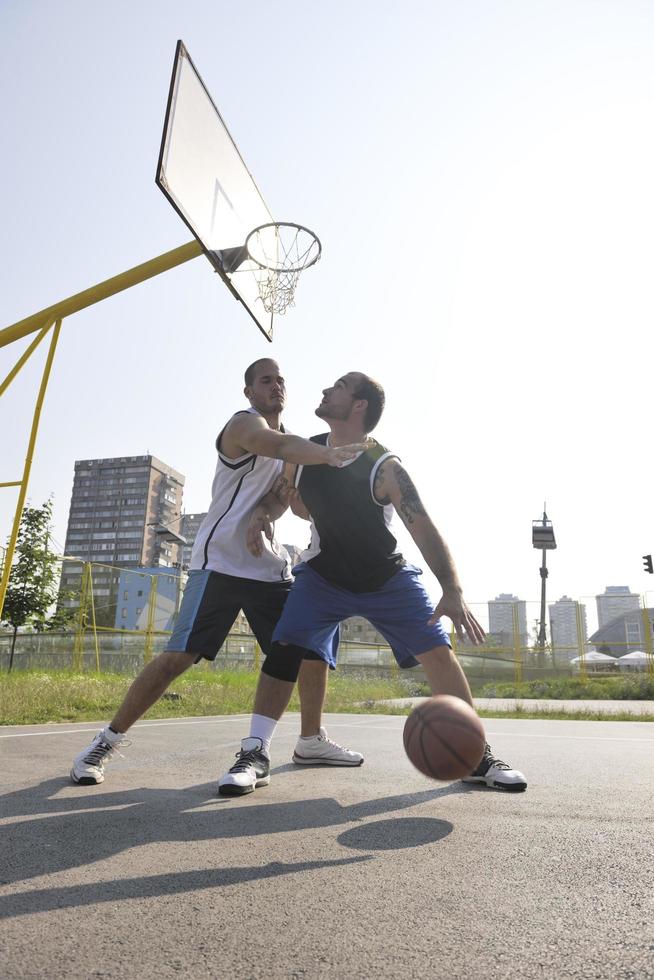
[144,574,158,664]
[641,601,654,676]
[0,319,62,621]
[87,564,100,671]
[0,241,202,350]
[73,563,90,672]
[576,603,587,681]
[512,603,523,684]
[0,320,53,396]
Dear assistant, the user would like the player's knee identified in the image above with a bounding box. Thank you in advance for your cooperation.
[155,650,194,681]
[418,644,454,667]
[261,642,304,683]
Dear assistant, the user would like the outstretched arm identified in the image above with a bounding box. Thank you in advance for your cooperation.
[228,413,365,467]
[373,460,485,644]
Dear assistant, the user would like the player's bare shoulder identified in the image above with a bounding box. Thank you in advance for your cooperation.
[375,459,427,524]
[221,411,267,459]
[372,457,393,505]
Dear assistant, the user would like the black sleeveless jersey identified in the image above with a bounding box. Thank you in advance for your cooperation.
[296,434,405,593]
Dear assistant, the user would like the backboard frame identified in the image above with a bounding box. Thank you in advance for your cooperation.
[156,40,274,341]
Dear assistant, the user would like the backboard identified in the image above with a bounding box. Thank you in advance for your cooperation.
[156,41,275,341]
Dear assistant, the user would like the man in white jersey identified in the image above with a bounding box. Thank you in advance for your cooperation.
[70,359,365,786]
[219,371,527,795]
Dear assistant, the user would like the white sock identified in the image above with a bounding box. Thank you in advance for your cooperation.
[248,714,278,755]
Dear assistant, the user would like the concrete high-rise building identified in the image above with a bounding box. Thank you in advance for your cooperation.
[60,455,184,621]
[549,595,588,662]
[63,455,184,567]
[488,594,528,648]
[596,586,640,628]
[179,512,207,569]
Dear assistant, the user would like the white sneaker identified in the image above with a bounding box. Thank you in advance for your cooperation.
[461,743,528,792]
[293,727,364,767]
[70,728,130,785]
[218,737,271,796]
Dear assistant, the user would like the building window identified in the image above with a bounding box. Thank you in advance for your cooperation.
[626,622,642,645]
[121,608,128,619]
[123,590,129,601]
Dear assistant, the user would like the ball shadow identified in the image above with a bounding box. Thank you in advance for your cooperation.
[337,816,453,851]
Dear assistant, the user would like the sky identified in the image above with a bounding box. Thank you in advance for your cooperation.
[2,0,654,633]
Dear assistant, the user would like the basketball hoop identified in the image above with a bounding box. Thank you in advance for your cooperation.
[245,222,321,315]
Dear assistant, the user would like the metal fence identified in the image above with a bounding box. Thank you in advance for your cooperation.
[451,594,654,682]
[2,560,653,682]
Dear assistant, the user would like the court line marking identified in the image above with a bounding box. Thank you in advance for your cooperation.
[1,718,652,743]
[0,717,251,739]
[0,715,385,740]
[485,729,654,743]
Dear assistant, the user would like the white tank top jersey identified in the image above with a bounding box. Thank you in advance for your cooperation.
[190,408,292,582]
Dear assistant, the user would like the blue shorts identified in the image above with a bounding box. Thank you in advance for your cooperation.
[272,563,451,669]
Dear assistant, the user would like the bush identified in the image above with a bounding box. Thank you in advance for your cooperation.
[479,674,654,701]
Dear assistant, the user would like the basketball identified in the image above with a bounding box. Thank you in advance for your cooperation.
[403,695,486,781]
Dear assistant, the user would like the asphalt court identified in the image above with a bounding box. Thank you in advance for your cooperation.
[1,713,653,979]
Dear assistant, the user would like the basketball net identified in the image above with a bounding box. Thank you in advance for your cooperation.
[246,223,321,314]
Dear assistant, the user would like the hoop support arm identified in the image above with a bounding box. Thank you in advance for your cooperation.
[0,240,203,350]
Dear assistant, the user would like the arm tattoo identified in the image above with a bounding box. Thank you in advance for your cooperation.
[393,463,427,524]
[373,462,391,505]
[270,474,289,504]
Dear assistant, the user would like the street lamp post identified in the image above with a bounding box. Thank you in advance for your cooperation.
[532,507,556,669]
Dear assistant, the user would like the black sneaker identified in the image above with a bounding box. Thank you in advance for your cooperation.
[218,737,271,797]
[462,743,528,792]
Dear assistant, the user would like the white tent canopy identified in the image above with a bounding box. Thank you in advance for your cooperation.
[570,651,616,664]
[617,650,650,667]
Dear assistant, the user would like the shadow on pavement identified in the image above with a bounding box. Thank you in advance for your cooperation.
[0,856,374,919]
[0,777,469,899]
[337,816,453,850]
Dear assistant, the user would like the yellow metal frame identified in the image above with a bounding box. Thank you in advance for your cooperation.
[0,318,62,623]
[72,562,100,671]
[0,241,202,621]
[641,601,654,676]
[512,603,523,684]
[67,560,167,670]
[72,562,89,671]
[144,576,159,665]
[575,603,587,681]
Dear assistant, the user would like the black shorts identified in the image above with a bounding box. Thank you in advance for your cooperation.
[165,568,291,662]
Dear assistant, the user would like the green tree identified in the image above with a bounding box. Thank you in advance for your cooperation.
[1,500,73,670]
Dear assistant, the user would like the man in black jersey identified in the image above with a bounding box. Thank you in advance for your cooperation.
[218,371,527,796]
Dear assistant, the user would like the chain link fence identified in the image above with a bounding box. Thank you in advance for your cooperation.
[2,562,653,682]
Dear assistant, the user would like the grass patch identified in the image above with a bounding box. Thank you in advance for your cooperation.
[0,669,415,726]
[478,674,654,701]
[2,670,654,727]
[477,707,654,722]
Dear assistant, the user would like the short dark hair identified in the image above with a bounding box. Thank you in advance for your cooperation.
[352,374,385,431]
[244,358,277,387]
